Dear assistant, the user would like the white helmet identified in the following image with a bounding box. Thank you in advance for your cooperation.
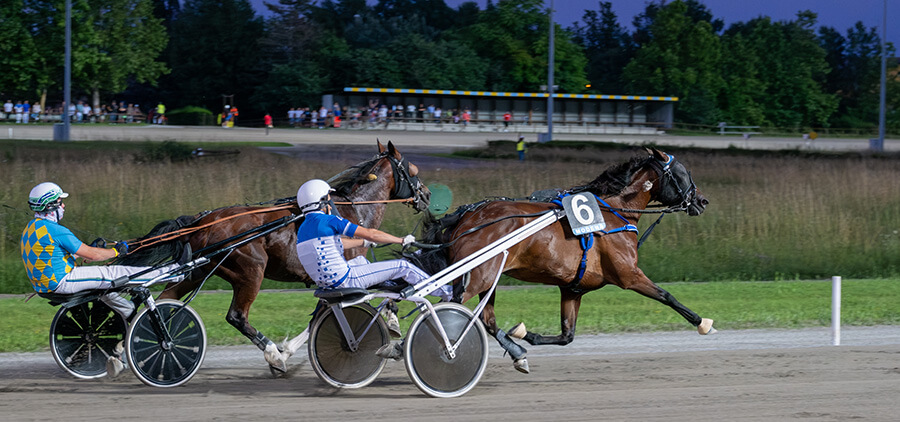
[297,179,334,213]
[28,182,69,212]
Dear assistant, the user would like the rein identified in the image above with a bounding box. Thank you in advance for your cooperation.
[125,204,297,254]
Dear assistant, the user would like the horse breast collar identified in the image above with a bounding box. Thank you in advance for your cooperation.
[552,193,638,293]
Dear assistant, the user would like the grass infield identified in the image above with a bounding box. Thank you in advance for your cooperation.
[2,279,897,353]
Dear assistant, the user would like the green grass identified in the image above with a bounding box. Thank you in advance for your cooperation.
[2,278,897,353]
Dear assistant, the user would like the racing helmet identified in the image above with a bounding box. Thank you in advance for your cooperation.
[296,179,334,213]
[28,182,69,212]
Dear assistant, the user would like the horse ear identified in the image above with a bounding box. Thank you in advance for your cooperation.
[387,141,400,159]
[646,147,667,162]
[377,139,386,153]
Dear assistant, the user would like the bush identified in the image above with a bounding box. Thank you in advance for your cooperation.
[166,106,214,126]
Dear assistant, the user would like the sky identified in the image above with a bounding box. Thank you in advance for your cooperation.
[250,0,896,46]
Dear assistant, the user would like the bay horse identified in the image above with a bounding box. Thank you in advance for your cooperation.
[413,148,711,373]
[117,140,429,372]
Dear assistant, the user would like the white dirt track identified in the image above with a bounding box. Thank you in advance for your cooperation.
[2,326,899,421]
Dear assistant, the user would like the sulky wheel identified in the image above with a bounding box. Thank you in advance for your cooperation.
[308,303,389,389]
[125,299,206,388]
[404,302,489,398]
[50,300,126,379]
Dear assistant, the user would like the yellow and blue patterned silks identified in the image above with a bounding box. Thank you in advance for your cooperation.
[21,218,82,292]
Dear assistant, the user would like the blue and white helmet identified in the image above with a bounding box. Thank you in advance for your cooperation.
[296,179,334,213]
[28,182,68,212]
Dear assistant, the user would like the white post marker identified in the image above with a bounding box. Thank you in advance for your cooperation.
[831,276,841,346]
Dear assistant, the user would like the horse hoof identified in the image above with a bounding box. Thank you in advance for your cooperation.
[513,358,530,374]
[269,365,286,378]
[698,318,715,335]
[508,322,527,339]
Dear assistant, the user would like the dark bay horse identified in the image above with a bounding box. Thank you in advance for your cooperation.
[414,148,711,373]
[118,141,429,371]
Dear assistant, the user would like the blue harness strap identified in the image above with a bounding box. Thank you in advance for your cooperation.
[553,193,639,292]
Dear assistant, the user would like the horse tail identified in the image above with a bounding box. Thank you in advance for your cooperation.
[115,215,198,266]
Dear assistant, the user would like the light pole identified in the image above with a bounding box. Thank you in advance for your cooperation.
[878,0,887,149]
[545,0,554,143]
[60,0,72,141]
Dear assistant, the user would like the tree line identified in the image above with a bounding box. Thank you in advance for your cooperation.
[1,0,896,131]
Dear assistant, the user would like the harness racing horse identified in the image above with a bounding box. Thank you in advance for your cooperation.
[118,141,429,372]
[414,148,711,373]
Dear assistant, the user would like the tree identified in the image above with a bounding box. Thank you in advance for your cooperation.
[459,0,588,92]
[165,0,265,112]
[571,1,633,94]
[80,0,169,108]
[820,22,895,128]
[623,0,723,124]
[728,12,837,129]
[0,0,42,98]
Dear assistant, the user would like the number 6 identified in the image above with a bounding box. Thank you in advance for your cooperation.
[572,194,594,225]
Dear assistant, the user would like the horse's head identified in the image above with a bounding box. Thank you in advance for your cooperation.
[375,140,431,212]
[645,148,708,216]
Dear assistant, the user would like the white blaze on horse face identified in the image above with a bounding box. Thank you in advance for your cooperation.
[643,181,653,192]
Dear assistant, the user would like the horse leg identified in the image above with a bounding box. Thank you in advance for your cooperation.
[510,289,583,346]
[626,278,716,335]
[216,259,291,373]
[479,293,530,374]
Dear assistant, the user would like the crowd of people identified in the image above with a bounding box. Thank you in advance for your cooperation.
[285,101,489,129]
[2,99,168,125]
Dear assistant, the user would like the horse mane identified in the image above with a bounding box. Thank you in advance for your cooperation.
[327,154,385,198]
[574,155,649,197]
[114,216,194,266]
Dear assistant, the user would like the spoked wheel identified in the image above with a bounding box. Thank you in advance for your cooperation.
[49,300,126,379]
[125,299,206,388]
[404,302,489,398]
[308,303,389,389]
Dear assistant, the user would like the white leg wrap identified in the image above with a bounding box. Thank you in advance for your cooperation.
[264,342,287,372]
[279,328,310,359]
[698,318,716,335]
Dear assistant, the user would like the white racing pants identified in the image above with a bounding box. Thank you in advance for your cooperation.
[54,264,184,319]
[342,256,452,301]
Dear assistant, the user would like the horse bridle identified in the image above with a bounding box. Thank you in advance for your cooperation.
[385,154,426,209]
[646,154,699,213]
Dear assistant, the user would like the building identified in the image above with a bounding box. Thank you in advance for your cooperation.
[327,87,677,135]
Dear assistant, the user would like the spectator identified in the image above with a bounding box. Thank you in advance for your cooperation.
[155,102,166,124]
[264,113,273,128]
[462,109,471,127]
[14,101,24,123]
[3,99,12,120]
[31,102,42,122]
[83,102,93,122]
[503,111,512,131]
[73,101,82,122]
[22,101,31,124]
[517,136,527,161]
[93,104,102,123]
[433,107,442,123]
[406,104,415,119]
[117,102,127,123]
[318,106,327,129]
[287,107,296,126]
[417,103,425,122]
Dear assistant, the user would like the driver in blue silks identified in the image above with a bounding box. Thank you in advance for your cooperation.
[295,179,451,357]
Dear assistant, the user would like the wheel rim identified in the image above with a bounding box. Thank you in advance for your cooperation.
[50,301,125,379]
[126,300,206,387]
[309,304,388,388]
[406,303,489,397]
